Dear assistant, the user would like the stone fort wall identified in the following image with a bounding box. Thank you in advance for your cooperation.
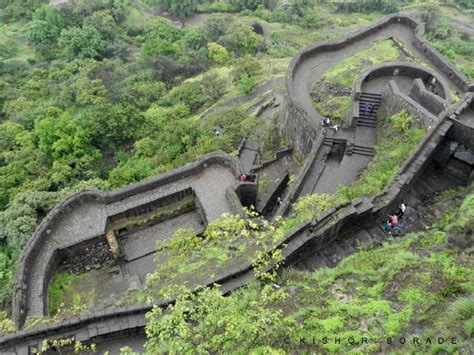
[284,14,472,156]
[4,99,473,351]
[11,153,246,328]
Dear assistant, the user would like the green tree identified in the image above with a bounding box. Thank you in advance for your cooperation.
[207,42,230,64]
[34,113,101,178]
[234,0,276,11]
[201,72,227,102]
[293,0,311,16]
[144,285,290,353]
[58,26,107,59]
[203,14,233,42]
[27,5,65,56]
[222,23,263,54]
[141,18,183,58]
[180,28,206,51]
[83,10,118,40]
[157,0,197,17]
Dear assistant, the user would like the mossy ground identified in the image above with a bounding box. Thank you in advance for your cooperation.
[48,272,94,316]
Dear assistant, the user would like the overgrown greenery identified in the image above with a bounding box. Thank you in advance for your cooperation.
[48,272,90,316]
[339,110,425,200]
[132,190,473,354]
[421,6,474,80]
[0,1,472,345]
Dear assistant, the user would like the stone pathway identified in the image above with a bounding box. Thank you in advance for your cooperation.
[239,142,260,172]
[292,21,464,130]
[119,211,203,262]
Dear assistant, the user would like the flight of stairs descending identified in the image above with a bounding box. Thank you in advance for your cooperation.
[351,144,375,157]
[322,137,347,147]
[356,92,383,128]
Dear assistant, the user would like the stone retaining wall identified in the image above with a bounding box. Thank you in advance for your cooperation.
[409,78,447,115]
[383,80,439,125]
[354,61,449,100]
[273,133,325,217]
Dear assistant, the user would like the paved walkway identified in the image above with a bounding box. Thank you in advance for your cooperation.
[458,102,474,128]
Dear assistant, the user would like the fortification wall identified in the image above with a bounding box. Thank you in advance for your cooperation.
[409,78,447,115]
[383,80,439,125]
[12,153,244,328]
[0,105,463,353]
[354,62,449,100]
[285,14,471,155]
[4,14,474,352]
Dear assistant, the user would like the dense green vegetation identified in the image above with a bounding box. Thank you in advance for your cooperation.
[421,6,474,80]
[0,0,394,312]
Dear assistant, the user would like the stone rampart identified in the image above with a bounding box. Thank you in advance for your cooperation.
[409,78,447,115]
[383,80,439,125]
[285,14,471,155]
[0,107,463,353]
[4,14,474,352]
[354,62,449,100]
[12,152,244,328]
[274,133,325,217]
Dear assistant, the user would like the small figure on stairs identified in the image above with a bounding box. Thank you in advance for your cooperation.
[397,202,406,219]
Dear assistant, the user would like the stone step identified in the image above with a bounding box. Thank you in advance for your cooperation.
[359,101,381,106]
[357,121,377,128]
[338,236,358,255]
[366,226,385,245]
[359,111,378,117]
[357,114,378,120]
[353,228,374,249]
[352,145,375,156]
[360,92,383,100]
[412,181,435,199]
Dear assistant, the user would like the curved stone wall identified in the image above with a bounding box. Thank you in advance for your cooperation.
[3,100,471,352]
[285,14,472,156]
[354,61,450,99]
[3,15,474,353]
[12,152,245,328]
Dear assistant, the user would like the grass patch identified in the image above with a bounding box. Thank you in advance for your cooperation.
[141,193,474,353]
[312,95,351,124]
[324,39,400,88]
[311,39,401,124]
[49,272,91,316]
[339,111,425,200]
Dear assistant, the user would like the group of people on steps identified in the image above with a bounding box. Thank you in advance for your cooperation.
[383,202,406,236]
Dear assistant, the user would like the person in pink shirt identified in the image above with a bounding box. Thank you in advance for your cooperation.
[388,213,398,227]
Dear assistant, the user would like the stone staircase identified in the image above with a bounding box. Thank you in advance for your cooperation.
[300,225,386,269]
[355,92,383,128]
[346,144,375,157]
[295,153,472,272]
[322,137,347,147]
